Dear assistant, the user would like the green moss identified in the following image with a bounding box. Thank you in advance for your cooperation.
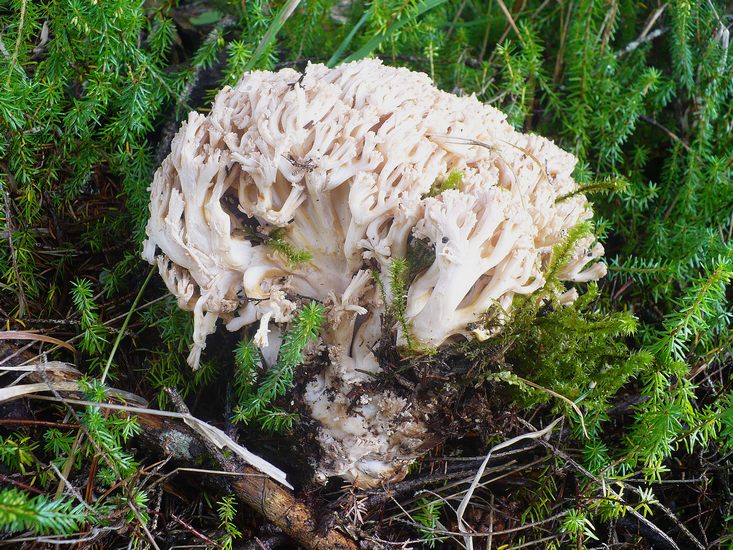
[267,228,313,267]
[426,169,464,197]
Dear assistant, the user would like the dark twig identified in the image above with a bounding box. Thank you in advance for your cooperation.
[617,5,668,57]
[0,418,80,429]
[0,473,45,494]
[640,115,692,152]
[170,513,222,548]
[617,27,668,57]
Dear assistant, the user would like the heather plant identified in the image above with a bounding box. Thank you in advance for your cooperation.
[0,0,731,547]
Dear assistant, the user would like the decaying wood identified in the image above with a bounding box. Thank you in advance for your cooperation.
[134,411,357,550]
[1,347,358,550]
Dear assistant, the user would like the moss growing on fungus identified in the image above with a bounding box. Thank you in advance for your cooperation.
[267,228,314,268]
[427,169,464,197]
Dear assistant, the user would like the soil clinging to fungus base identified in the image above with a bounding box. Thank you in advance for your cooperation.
[142,59,606,488]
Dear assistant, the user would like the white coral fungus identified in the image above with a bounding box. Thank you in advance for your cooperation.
[142,59,607,488]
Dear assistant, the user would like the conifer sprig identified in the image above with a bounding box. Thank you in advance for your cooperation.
[233,302,325,431]
[0,489,91,535]
[71,278,108,356]
[649,256,733,362]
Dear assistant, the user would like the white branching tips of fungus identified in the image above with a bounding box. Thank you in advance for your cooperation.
[142,59,607,488]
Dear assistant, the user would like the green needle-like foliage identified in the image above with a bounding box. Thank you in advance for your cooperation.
[71,278,109,356]
[233,302,325,431]
[216,495,243,550]
[413,497,447,548]
[0,433,39,475]
[648,256,733,362]
[491,283,649,414]
[0,489,90,535]
[268,228,314,267]
[388,258,412,349]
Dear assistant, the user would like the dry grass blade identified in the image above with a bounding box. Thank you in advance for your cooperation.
[512,375,588,437]
[428,133,550,185]
[456,417,561,550]
[496,0,521,38]
[0,361,79,374]
[0,360,148,406]
[0,381,82,402]
[182,416,294,490]
[19,392,292,489]
[0,330,76,353]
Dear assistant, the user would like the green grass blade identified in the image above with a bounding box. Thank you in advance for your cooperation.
[341,0,448,64]
[243,0,302,72]
[327,8,372,67]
